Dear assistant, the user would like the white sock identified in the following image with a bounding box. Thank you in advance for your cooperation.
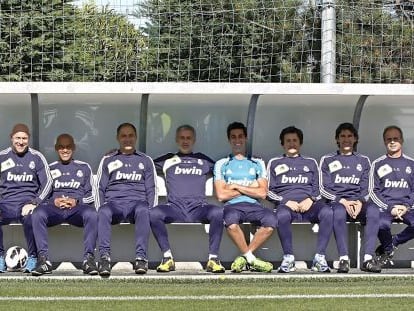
[243,251,256,264]
[364,254,372,262]
[209,254,218,260]
[163,250,173,258]
[339,255,349,261]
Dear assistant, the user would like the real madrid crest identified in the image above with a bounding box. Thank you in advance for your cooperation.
[77,170,83,178]
[29,161,35,170]
[356,164,362,171]
[303,165,309,172]
[139,162,145,170]
[406,166,412,174]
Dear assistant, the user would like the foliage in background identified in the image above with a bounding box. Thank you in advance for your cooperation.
[0,0,146,81]
[0,0,412,82]
[336,0,414,83]
[137,0,321,82]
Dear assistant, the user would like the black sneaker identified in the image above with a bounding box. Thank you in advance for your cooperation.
[31,256,52,276]
[82,254,98,275]
[375,244,396,266]
[134,258,148,274]
[98,255,111,277]
[337,259,350,273]
[361,259,382,273]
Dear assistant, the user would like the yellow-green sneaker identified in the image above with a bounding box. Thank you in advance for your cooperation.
[250,258,273,273]
[206,258,225,273]
[231,256,247,273]
[156,257,175,272]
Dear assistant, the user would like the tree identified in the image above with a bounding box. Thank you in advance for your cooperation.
[336,0,413,83]
[0,0,76,81]
[0,0,146,81]
[137,0,320,82]
[66,3,147,81]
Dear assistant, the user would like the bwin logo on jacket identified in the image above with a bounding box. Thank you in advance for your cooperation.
[54,179,81,189]
[384,178,408,189]
[281,174,308,184]
[6,171,33,182]
[174,166,202,175]
[334,174,360,184]
[115,171,142,181]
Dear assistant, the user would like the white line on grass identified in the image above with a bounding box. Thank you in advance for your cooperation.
[1,273,414,281]
[1,294,414,301]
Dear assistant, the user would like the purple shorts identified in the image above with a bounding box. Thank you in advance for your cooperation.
[223,202,277,228]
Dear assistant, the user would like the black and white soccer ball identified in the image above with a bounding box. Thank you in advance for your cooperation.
[5,246,28,271]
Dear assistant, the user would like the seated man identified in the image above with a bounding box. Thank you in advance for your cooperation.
[0,124,52,273]
[31,134,98,276]
[96,123,157,276]
[267,126,333,273]
[370,125,414,266]
[320,123,381,273]
[150,125,225,273]
[214,122,276,273]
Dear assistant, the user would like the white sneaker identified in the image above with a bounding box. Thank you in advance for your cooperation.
[278,254,296,273]
[311,254,330,272]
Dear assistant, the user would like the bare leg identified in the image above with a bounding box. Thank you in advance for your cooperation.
[249,227,274,253]
[226,224,249,253]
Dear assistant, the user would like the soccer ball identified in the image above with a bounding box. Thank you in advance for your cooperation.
[5,246,28,271]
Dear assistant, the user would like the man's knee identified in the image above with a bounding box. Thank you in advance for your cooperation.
[226,223,240,232]
[259,226,274,234]
[149,207,165,222]
[275,207,291,224]
[208,206,224,221]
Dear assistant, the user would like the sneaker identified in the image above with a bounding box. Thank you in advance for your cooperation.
[278,254,296,273]
[250,258,273,273]
[23,256,37,273]
[31,256,52,276]
[337,259,350,273]
[156,257,175,272]
[311,254,330,273]
[230,256,247,273]
[82,254,98,275]
[98,255,111,277]
[375,244,396,266]
[361,259,382,273]
[0,256,6,273]
[134,258,148,274]
[206,258,225,273]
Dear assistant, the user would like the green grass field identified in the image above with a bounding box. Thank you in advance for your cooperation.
[1,276,414,310]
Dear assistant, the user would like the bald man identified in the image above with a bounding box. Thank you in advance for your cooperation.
[31,134,98,276]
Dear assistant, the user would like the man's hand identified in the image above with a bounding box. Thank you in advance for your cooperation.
[226,183,240,192]
[21,203,37,216]
[298,198,313,213]
[339,199,362,219]
[391,204,408,220]
[54,196,78,209]
[351,200,363,218]
[286,200,300,212]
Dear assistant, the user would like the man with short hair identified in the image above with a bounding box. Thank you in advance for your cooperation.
[96,123,157,276]
[267,126,333,273]
[150,125,225,273]
[320,123,381,273]
[370,125,414,266]
[214,121,276,273]
[0,123,52,273]
[31,134,98,276]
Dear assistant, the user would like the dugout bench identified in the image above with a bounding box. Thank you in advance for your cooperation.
[3,176,414,270]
